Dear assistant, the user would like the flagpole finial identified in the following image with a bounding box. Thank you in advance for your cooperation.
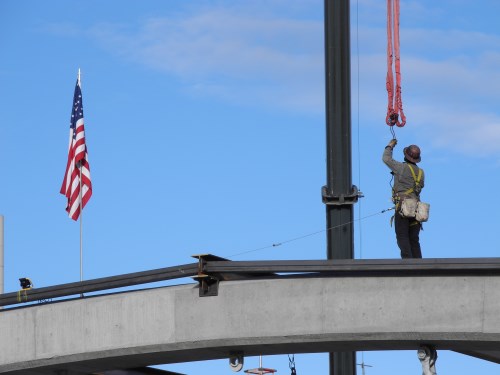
[77,68,81,86]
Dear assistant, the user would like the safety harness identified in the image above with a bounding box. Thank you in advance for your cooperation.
[392,163,422,205]
[405,163,423,196]
[390,163,423,227]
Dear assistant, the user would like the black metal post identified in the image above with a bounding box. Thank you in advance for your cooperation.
[323,0,357,374]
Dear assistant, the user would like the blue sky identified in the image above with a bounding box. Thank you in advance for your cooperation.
[1,0,500,373]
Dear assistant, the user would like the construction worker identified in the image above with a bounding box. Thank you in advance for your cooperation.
[383,139,425,259]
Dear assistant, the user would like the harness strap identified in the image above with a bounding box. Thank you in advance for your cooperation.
[403,164,422,195]
[407,164,422,184]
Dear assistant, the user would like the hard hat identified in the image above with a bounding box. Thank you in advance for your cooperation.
[403,145,421,163]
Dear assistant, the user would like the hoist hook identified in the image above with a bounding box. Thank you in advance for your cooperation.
[386,112,399,126]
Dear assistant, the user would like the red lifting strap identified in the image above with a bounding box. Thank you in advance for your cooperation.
[386,0,406,127]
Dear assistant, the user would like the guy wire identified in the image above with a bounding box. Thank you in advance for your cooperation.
[227,207,394,259]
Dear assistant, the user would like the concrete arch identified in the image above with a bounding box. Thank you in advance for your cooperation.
[1,275,500,374]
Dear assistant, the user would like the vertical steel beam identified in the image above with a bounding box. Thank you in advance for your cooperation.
[324,0,355,260]
[324,0,357,374]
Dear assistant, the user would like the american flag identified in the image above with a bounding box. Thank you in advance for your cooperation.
[60,79,92,220]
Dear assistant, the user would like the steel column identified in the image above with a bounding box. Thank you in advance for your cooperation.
[324,0,356,374]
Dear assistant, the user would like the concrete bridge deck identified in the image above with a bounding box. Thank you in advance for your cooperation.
[1,259,500,374]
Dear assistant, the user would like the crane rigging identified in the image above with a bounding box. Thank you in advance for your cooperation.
[386,0,406,135]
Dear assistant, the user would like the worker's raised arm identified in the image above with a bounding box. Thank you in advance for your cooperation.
[382,139,401,172]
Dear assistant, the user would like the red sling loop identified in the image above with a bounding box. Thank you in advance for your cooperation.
[386,0,406,127]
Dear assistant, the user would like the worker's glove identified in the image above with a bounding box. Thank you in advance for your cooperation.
[387,139,397,149]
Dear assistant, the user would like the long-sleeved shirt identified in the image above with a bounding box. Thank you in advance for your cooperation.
[382,146,424,200]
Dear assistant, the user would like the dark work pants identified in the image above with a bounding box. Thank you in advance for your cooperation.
[394,212,422,259]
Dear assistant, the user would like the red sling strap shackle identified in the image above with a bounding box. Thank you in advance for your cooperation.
[386,0,406,127]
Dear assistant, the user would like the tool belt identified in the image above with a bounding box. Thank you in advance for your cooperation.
[398,198,430,222]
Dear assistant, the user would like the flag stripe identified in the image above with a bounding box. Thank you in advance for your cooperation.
[60,79,92,221]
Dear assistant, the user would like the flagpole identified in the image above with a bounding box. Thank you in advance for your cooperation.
[79,167,83,284]
[77,68,83,286]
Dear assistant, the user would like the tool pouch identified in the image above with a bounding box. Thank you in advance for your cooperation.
[416,201,430,222]
[399,198,417,218]
[399,198,430,222]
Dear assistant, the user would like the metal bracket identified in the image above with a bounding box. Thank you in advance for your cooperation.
[418,345,438,375]
[192,274,219,297]
[192,254,226,297]
[322,185,362,205]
